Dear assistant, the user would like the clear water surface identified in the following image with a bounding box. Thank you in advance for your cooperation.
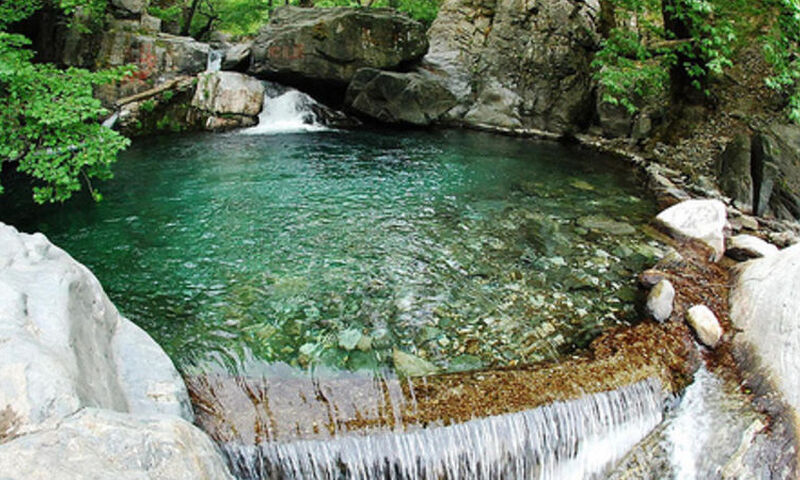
[2,129,661,374]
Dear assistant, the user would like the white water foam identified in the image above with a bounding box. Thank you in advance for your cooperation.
[223,378,664,480]
[239,89,330,135]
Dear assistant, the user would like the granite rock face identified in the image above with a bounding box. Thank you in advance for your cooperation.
[717,134,754,212]
[344,68,457,125]
[0,408,233,480]
[190,71,265,130]
[0,224,192,431]
[655,199,727,261]
[425,0,599,133]
[94,24,210,105]
[730,243,800,432]
[250,7,428,85]
[752,123,800,220]
[0,223,232,479]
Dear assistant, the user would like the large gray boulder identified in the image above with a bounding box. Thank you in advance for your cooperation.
[0,223,232,478]
[250,7,428,85]
[190,71,265,131]
[0,408,233,479]
[717,134,754,212]
[655,199,727,261]
[344,68,457,125]
[752,123,800,220]
[426,0,599,133]
[0,224,192,431]
[730,244,800,432]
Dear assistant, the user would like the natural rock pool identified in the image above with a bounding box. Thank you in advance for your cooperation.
[4,129,661,376]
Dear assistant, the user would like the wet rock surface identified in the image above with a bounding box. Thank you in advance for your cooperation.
[730,244,800,432]
[752,123,800,220]
[250,7,428,86]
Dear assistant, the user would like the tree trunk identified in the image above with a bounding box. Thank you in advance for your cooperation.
[661,0,696,102]
[181,0,202,36]
[598,0,616,38]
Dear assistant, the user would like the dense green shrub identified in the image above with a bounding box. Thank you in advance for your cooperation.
[0,0,131,203]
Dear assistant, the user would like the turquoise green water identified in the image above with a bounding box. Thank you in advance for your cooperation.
[3,130,660,374]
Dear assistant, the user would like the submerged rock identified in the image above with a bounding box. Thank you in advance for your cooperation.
[646,279,675,323]
[730,243,800,432]
[655,199,727,261]
[250,6,428,85]
[577,215,636,235]
[685,305,723,348]
[392,349,439,377]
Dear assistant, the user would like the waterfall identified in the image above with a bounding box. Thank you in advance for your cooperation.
[207,49,223,72]
[220,378,664,480]
[101,112,119,129]
[238,84,330,135]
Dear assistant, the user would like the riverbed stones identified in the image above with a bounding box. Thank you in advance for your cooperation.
[685,305,723,348]
[250,6,428,85]
[730,243,800,431]
[344,68,457,125]
[726,234,779,261]
[646,279,675,323]
[752,123,800,220]
[655,199,727,261]
[190,71,264,131]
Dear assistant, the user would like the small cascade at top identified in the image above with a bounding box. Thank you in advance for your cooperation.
[101,111,119,129]
[207,49,223,72]
[201,375,664,480]
[238,82,331,135]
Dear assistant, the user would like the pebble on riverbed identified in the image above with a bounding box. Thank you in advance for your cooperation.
[685,305,723,348]
[646,279,675,323]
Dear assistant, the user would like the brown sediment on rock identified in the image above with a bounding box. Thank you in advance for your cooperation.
[187,317,698,446]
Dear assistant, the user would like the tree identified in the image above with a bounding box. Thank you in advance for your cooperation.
[0,0,131,203]
[593,0,800,122]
